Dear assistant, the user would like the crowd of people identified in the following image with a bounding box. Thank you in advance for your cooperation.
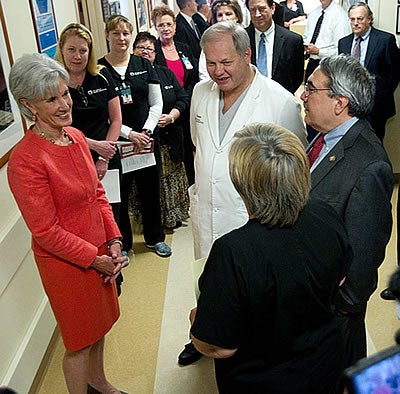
[5,0,400,393]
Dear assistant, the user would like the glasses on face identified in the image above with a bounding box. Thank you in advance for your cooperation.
[77,85,88,107]
[350,16,366,24]
[135,45,155,53]
[303,82,331,97]
[156,22,173,30]
[249,6,269,14]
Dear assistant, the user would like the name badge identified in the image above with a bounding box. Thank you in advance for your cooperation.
[120,86,133,104]
[182,55,193,70]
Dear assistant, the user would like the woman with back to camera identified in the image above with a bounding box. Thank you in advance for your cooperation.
[198,0,243,80]
[7,53,127,394]
[190,123,352,393]
[151,5,199,186]
[132,31,190,229]
[99,15,172,258]
[56,23,125,295]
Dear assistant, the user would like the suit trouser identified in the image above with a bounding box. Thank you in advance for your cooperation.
[119,160,164,251]
[334,303,367,369]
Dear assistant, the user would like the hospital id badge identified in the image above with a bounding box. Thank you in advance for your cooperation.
[120,86,133,104]
[182,56,193,70]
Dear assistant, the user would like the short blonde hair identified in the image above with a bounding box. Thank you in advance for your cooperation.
[56,23,102,77]
[229,123,310,227]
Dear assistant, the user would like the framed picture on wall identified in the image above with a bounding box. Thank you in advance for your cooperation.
[134,0,149,31]
[29,0,58,58]
[397,6,400,34]
[0,3,24,168]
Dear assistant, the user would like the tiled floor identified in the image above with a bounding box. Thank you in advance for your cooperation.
[36,188,399,393]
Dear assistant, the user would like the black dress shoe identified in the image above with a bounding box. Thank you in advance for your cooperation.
[178,342,203,366]
[380,288,396,301]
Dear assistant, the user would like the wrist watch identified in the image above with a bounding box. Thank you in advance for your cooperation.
[142,129,152,137]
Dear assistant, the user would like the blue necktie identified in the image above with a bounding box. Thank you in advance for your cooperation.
[258,32,268,77]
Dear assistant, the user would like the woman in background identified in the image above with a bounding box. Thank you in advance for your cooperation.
[190,123,351,393]
[7,53,127,394]
[198,0,243,80]
[280,0,306,28]
[56,23,125,295]
[152,5,199,186]
[99,15,172,258]
[133,32,190,229]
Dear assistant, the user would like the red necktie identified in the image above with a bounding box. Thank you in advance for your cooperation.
[308,134,324,167]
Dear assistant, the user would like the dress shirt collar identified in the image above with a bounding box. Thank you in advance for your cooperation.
[255,22,275,41]
[180,12,194,24]
[353,26,371,42]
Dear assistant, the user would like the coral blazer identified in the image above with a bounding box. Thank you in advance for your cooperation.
[8,127,121,350]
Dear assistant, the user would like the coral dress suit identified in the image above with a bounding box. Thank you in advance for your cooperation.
[338,27,400,140]
[309,119,393,366]
[7,127,121,351]
[246,22,304,94]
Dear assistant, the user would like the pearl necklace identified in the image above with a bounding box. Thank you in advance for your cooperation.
[35,127,70,145]
[162,44,175,52]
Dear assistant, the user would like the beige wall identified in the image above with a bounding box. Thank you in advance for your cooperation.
[0,1,78,392]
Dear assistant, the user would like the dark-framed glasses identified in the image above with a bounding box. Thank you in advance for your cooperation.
[135,45,155,53]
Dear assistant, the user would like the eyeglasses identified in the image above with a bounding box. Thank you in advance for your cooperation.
[156,22,174,30]
[77,85,88,107]
[212,0,234,8]
[135,45,155,53]
[249,6,269,14]
[303,82,331,96]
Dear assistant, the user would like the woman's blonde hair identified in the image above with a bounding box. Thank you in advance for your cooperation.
[56,23,102,76]
[229,123,310,227]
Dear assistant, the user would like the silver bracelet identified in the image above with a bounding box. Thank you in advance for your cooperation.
[169,113,175,124]
[98,156,109,164]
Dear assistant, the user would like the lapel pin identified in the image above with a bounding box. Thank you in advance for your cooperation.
[329,155,336,162]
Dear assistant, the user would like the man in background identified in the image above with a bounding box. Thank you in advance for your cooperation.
[302,54,393,368]
[245,0,304,94]
[193,0,211,31]
[339,1,400,142]
[176,0,203,62]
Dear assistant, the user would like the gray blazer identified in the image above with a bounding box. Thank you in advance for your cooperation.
[310,119,394,313]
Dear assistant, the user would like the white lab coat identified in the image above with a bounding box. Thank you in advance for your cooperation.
[189,66,306,259]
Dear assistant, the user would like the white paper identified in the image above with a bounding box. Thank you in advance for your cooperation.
[101,169,121,203]
[118,140,156,173]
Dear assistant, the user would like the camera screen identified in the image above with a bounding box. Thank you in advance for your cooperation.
[349,350,400,394]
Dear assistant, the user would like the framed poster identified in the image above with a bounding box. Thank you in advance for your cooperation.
[29,0,58,58]
[397,6,400,35]
[0,3,24,168]
[134,0,149,31]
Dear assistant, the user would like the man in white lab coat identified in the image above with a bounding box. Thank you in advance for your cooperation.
[179,21,306,366]
[190,21,306,261]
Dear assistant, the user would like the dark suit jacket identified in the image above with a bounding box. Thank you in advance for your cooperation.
[192,12,209,35]
[309,119,393,313]
[273,1,285,26]
[154,39,199,97]
[339,28,400,121]
[175,13,202,62]
[246,23,304,93]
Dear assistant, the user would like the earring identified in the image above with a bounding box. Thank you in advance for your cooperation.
[32,113,37,122]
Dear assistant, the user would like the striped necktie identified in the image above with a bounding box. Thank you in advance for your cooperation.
[351,36,363,60]
[307,133,324,167]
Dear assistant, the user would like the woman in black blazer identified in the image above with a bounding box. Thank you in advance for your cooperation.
[151,5,199,185]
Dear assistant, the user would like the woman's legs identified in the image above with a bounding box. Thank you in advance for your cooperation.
[63,345,90,394]
[63,338,120,394]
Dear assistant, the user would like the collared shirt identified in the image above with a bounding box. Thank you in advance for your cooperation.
[352,27,371,66]
[255,23,275,79]
[180,11,196,29]
[304,2,351,60]
[311,117,358,172]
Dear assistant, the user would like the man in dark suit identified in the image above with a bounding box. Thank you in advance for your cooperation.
[338,2,400,142]
[193,0,210,34]
[245,0,304,94]
[301,54,393,368]
[175,0,203,63]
